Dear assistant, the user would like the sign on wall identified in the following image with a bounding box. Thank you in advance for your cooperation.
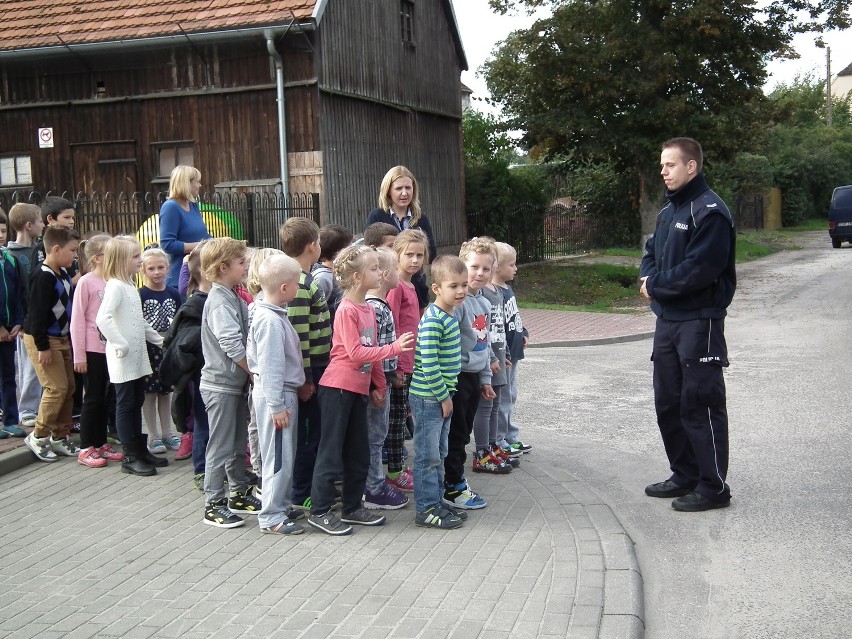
[38,128,54,149]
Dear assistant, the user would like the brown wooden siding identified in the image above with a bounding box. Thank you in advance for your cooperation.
[317,0,462,120]
[319,93,465,251]
[0,88,321,193]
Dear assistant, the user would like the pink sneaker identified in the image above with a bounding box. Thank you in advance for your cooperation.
[386,467,414,492]
[78,447,107,468]
[97,443,124,462]
[175,432,193,460]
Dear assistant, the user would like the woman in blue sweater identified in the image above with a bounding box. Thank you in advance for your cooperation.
[159,165,211,288]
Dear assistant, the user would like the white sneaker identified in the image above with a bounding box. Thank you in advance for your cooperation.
[50,437,80,457]
[19,413,37,428]
[163,435,181,451]
[25,433,58,462]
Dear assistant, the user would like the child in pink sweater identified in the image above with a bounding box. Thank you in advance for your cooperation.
[306,245,414,536]
[71,235,124,468]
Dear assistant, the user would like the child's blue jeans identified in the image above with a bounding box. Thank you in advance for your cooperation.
[411,393,451,513]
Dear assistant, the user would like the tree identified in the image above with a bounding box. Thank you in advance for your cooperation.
[483,0,851,239]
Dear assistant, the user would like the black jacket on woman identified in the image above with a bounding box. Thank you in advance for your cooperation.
[366,208,437,308]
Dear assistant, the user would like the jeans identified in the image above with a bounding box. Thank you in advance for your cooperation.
[310,386,369,516]
[0,340,18,426]
[411,394,450,512]
[113,377,145,447]
[366,391,391,494]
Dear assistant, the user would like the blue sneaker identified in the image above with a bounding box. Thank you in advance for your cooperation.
[443,481,487,510]
[1,424,26,437]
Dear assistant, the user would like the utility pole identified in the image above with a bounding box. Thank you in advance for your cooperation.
[827,46,833,128]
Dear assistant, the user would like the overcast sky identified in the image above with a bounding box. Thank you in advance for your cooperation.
[451,0,852,113]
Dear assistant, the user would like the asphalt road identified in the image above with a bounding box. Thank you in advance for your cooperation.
[514,231,852,638]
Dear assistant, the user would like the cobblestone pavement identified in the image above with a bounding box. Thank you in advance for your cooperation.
[0,440,643,639]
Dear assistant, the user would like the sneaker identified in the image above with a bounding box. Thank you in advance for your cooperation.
[443,502,469,521]
[443,482,487,510]
[415,505,463,529]
[97,443,124,462]
[203,500,245,529]
[472,448,511,474]
[19,413,36,428]
[0,429,7,439]
[492,443,520,467]
[340,506,386,526]
[25,433,58,462]
[286,507,305,521]
[307,511,353,536]
[364,483,409,510]
[69,419,81,434]
[228,488,262,515]
[261,518,304,535]
[194,473,205,491]
[163,435,181,451]
[77,447,107,468]
[386,467,414,493]
[147,438,167,454]
[174,432,193,460]
[508,441,533,454]
[292,496,313,511]
[1,424,27,437]
[50,437,80,457]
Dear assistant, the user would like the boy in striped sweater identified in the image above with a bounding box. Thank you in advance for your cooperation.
[410,256,468,529]
[279,218,332,511]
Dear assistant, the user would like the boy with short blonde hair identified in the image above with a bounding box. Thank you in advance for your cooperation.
[199,237,261,528]
[247,254,306,535]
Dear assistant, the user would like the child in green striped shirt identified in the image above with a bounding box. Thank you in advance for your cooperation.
[410,256,468,529]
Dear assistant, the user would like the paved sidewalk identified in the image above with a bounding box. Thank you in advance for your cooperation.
[0,310,651,638]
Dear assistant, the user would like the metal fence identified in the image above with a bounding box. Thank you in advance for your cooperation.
[0,190,320,248]
[467,202,611,264]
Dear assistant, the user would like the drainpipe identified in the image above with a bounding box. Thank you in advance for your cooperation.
[266,31,289,202]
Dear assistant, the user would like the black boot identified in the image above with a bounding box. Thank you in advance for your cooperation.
[121,440,157,476]
[139,434,169,468]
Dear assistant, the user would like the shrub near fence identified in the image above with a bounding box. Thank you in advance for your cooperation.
[0,191,320,248]
[467,201,609,264]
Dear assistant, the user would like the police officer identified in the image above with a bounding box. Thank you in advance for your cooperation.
[640,137,736,512]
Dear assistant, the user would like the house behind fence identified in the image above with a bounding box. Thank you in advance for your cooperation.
[0,191,320,249]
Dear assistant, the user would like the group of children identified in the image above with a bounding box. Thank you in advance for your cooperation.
[0,188,531,536]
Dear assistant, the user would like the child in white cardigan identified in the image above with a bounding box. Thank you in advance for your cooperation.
[96,236,165,476]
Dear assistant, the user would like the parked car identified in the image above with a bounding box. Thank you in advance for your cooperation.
[828,185,852,248]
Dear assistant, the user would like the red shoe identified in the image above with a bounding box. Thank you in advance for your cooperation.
[175,432,193,460]
[491,444,520,468]
[97,443,125,462]
[386,467,414,492]
[78,447,107,468]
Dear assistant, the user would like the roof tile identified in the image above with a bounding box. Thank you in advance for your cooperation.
[0,0,318,51]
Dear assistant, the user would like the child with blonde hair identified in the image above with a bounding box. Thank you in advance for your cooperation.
[384,228,429,493]
[72,234,124,467]
[96,236,165,476]
[139,247,182,455]
[307,245,414,535]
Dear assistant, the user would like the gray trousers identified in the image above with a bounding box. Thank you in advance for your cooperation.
[16,334,42,417]
[254,390,299,529]
[497,362,520,444]
[472,385,503,449]
[201,387,249,503]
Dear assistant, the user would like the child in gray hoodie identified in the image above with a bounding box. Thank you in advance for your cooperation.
[247,254,306,535]
[199,238,260,529]
[443,238,499,511]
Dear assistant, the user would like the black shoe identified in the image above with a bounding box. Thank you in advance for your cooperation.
[645,480,692,498]
[672,492,730,512]
[228,488,262,515]
[204,500,244,528]
[121,454,157,477]
[139,435,169,467]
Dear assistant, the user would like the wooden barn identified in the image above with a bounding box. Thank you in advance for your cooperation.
[0,0,468,248]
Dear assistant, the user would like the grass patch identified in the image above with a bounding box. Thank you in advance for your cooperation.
[736,229,802,261]
[598,247,644,258]
[781,218,825,232]
[514,262,644,312]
